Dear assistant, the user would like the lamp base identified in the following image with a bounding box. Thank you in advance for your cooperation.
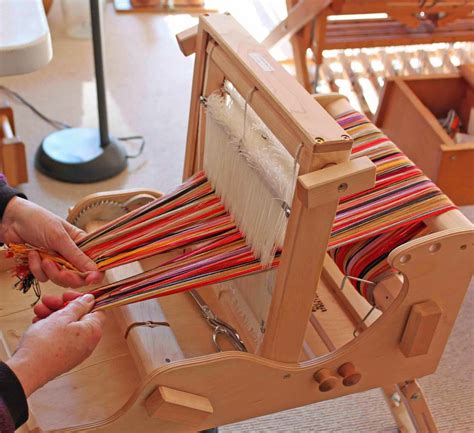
[35,128,127,183]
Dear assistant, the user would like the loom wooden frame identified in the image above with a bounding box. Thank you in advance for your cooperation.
[0,13,473,433]
[0,104,28,187]
[374,70,474,205]
[265,0,474,91]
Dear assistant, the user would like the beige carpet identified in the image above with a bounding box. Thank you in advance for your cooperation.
[1,2,473,431]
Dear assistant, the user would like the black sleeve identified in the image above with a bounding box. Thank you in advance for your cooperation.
[0,362,28,429]
[0,174,27,220]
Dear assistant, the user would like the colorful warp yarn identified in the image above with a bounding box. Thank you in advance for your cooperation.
[7,172,280,310]
[329,110,455,302]
[6,110,455,309]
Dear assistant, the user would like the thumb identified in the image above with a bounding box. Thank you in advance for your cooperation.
[56,230,97,272]
[79,311,106,334]
[58,294,95,322]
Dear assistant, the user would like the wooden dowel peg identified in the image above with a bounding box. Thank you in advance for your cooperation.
[338,362,361,386]
[314,368,337,392]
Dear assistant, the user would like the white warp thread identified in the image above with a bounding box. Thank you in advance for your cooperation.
[204,84,296,264]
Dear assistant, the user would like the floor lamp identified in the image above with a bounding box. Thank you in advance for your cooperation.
[35,0,127,183]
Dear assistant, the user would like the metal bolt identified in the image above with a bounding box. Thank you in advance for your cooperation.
[411,393,420,401]
[391,392,401,407]
[315,137,325,144]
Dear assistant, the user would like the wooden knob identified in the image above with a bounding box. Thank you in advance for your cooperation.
[338,362,361,386]
[314,368,337,392]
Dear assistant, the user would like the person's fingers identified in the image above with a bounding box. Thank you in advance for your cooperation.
[33,302,53,319]
[63,291,83,303]
[85,271,104,285]
[57,294,95,322]
[63,222,87,243]
[42,259,88,288]
[53,229,97,273]
[41,293,67,311]
[32,291,82,323]
[28,251,48,283]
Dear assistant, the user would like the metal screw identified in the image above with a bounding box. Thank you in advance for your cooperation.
[260,320,266,333]
[450,155,457,161]
[315,137,325,144]
[341,134,351,140]
[283,374,291,379]
[338,183,348,192]
[411,393,420,400]
[224,11,231,15]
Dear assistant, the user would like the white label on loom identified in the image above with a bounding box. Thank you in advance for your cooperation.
[249,52,275,72]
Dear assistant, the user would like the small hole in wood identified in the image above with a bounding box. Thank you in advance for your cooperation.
[428,243,441,253]
[399,254,411,264]
[338,183,348,192]
[460,244,467,250]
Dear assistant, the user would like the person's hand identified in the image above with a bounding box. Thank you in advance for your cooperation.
[0,197,103,287]
[33,291,82,322]
[6,294,105,397]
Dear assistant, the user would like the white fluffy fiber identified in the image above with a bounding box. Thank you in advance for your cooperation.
[204,82,296,264]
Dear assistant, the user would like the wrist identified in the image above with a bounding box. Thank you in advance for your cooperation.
[6,352,43,397]
[0,196,21,242]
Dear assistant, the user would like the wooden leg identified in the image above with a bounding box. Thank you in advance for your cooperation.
[290,33,311,92]
[383,380,438,433]
[383,384,417,433]
[0,104,28,186]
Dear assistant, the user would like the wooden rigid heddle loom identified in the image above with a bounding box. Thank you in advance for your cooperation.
[1,13,474,433]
